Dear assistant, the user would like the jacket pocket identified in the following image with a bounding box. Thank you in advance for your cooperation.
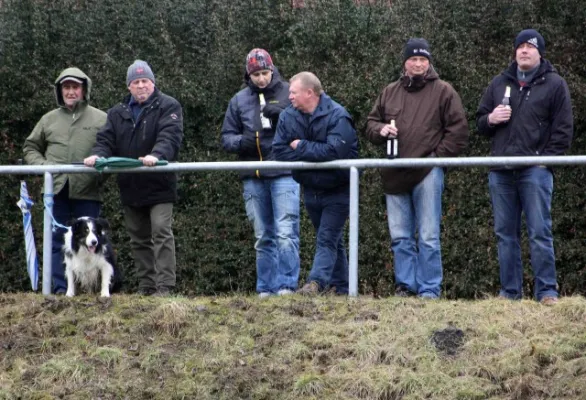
[384,107,401,123]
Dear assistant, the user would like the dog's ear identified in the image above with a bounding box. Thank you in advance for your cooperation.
[66,218,79,228]
[96,218,111,232]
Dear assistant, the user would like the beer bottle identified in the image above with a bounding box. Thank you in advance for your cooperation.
[501,86,511,109]
[386,120,398,159]
[259,93,272,129]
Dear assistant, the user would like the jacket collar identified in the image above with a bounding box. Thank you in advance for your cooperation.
[123,87,161,108]
[503,59,555,84]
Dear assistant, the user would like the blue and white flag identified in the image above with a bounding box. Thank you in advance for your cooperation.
[16,181,38,291]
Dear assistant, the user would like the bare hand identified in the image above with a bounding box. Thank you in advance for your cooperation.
[488,105,512,125]
[84,155,99,167]
[380,123,398,138]
[139,155,159,166]
[290,139,301,150]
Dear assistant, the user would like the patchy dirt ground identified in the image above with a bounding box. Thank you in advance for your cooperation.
[1,293,586,399]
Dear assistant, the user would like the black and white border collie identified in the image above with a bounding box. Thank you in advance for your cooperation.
[63,217,119,297]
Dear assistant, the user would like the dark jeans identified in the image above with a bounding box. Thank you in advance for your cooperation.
[304,186,349,293]
[51,186,101,293]
[488,167,557,301]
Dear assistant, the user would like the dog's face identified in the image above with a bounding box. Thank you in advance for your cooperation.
[68,217,110,254]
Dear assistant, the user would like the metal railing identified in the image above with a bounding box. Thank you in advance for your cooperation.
[3,155,586,297]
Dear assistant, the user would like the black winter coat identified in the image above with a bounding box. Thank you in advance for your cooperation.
[92,89,183,207]
[476,59,573,167]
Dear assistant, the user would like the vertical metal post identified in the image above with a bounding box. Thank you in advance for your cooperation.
[348,166,359,297]
[42,172,53,295]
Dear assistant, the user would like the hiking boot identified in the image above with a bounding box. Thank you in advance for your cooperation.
[297,281,320,296]
[540,296,558,306]
[277,289,294,296]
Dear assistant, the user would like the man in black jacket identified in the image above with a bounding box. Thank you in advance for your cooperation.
[85,60,183,296]
[476,29,573,305]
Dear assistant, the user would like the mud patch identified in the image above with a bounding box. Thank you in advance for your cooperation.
[430,325,465,356]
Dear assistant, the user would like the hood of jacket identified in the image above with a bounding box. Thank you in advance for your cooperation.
[54,67,92,108]
[400,64,439,92]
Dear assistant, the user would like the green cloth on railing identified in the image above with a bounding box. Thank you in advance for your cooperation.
[93,157,168,172]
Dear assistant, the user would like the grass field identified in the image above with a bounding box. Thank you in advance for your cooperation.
[1,293,585,400]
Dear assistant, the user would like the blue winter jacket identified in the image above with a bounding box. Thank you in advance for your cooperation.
[221,68,291,179]
[272,93,358,190]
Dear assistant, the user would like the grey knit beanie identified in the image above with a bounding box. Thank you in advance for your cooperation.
[126,60,155,86]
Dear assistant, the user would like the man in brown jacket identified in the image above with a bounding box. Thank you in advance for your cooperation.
[365,38,469,299]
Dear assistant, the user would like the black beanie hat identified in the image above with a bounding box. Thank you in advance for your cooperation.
[403,38,432,63]
[514,29,545,56]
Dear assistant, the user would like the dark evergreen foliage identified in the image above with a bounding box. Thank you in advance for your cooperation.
[1,0,585,297]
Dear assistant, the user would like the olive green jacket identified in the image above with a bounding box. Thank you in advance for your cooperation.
[23,68,107,201]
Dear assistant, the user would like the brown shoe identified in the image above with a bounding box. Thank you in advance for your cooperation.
[540,296,558,306]
[297,281,320,296]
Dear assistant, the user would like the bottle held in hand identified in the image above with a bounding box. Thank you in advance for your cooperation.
[386,120,398,159]
[259,93,272,129]
[501,86,511,109]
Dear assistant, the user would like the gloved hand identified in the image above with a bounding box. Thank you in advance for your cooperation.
[262,103,284,119]
[240,133,257,153]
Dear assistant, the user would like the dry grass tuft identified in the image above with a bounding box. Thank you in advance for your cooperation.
[147,301,191,336]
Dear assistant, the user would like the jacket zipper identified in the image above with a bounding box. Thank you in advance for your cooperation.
[255,131,262,178]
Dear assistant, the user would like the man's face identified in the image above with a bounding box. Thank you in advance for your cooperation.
[128,78,155,104]
[289,79,311,112]
[61,81,83,109]
[404,56,430,77]
[250,69,272,89]
[516,43,541,71]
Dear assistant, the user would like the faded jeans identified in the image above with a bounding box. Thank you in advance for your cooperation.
[386,167,444,298]
[243,176,300,293]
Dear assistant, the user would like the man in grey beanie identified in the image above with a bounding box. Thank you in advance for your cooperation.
[85,59,183,296]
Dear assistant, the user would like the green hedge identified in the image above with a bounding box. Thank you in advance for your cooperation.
[1,0,585,297]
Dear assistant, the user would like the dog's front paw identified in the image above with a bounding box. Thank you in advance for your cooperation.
[65,291,74,297]
[100,291,111,298]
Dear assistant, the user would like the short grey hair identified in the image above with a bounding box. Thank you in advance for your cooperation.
[290,71,323,95]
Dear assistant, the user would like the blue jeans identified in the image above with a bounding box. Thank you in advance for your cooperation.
[304,186,349,294]
[51,184,101,293]
[243,176,300,293]
[489,167,557,301]
[385,167,444,298]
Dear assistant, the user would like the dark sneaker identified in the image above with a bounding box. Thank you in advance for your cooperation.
[153,287,173,297]
[297,281,320,296]
[325,286,348,296]
[395,286,415,298]
[137,288,156,296]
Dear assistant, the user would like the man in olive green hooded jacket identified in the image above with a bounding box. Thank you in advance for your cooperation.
[23,67,107,294]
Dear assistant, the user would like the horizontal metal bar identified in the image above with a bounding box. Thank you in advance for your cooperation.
[2,155,586,175]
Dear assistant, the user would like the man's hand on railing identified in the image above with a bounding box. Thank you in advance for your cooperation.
[84,155,100,167]
[139,155,159,166]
